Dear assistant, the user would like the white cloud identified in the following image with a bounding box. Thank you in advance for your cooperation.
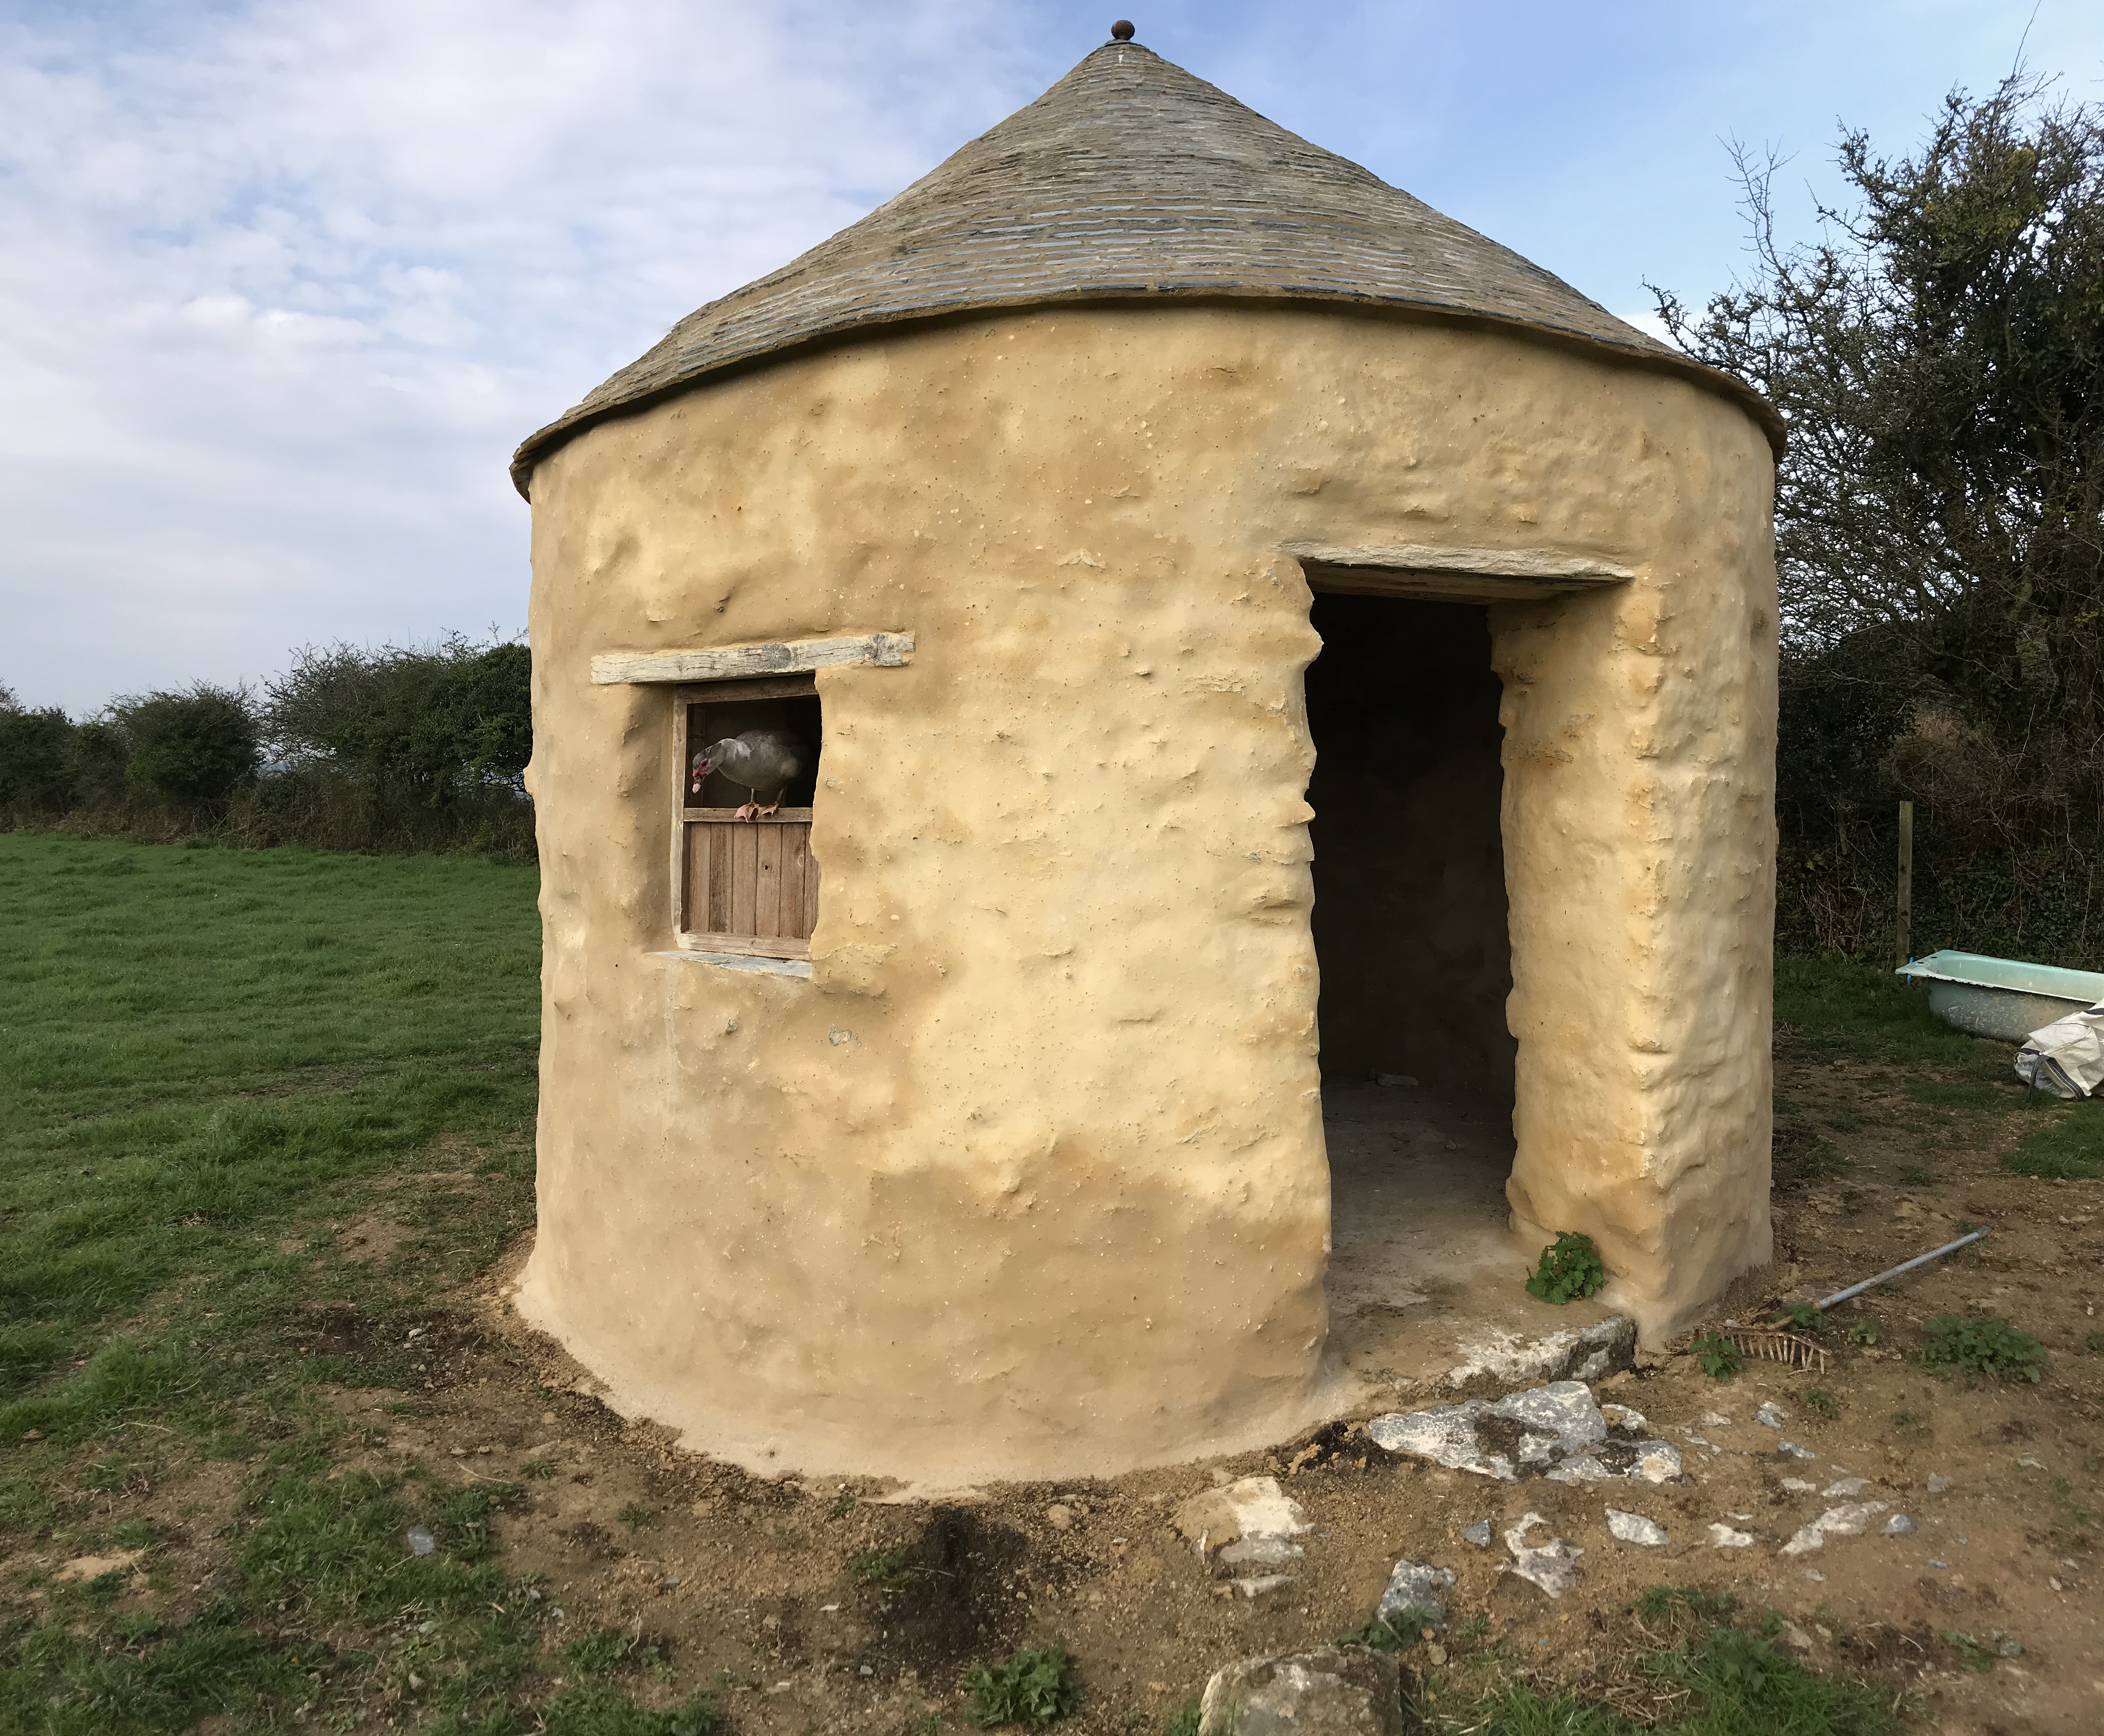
[0,0,1040,711]
[4,0,2100,713]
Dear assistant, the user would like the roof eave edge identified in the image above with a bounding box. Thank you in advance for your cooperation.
[508,292,1784,500]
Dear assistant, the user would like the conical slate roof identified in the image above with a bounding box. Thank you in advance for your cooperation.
[511,38,1778,495]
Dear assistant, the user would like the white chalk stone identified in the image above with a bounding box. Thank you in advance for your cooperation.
[1377,1560,1457,1624]
[1606,1509,1669,1547]
[1781,1501,1888,1556]
[1502,1513,1583,1596]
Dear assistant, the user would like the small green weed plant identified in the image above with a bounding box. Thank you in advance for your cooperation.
[1336,1605,1431,1654]
[963,1646,1081,1727]
[1847,1318,1884,1346]
[1770,1301,1825,1333]
[1691,1331,1742,1380]
[847,1547,918,1592]
[1940,1629,2021,1672]
[1166,1702,1202,1736]
[1919,1311,2047,1383]
[1525,1232,1606,1304]
[1803,1388,1839,1419]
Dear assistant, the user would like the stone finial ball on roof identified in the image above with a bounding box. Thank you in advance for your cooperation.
[1110,19,1135,39]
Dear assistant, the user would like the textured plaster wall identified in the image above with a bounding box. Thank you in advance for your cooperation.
[517,304,1777,1485]
[1304,595,1514,1097]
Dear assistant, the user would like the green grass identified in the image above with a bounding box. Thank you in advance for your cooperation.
[2003,1110,2104,1179]
[0,834,540,1435]
[1775,954,2002,1071]
[1423,1588,1899,1735]
[1779,953,2104,1177]
[0,842,1947,1732]
[0,835,712,1732]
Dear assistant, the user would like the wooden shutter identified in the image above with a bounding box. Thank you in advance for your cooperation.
[679,810,819,957]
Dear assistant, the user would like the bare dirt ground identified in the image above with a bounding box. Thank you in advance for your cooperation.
[15,1041,2101,1735]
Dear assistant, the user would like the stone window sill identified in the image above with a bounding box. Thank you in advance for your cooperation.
[651,949,812,980]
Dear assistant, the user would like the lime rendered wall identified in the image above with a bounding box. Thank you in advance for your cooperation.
[516,304,1777,1485]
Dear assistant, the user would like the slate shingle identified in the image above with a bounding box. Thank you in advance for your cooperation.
[511,39,1777,495]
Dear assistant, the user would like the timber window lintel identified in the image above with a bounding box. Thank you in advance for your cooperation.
[594,632,913,686]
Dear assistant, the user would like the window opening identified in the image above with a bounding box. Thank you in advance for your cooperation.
[672,675,822,958]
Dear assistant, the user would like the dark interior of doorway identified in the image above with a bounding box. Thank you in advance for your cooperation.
[1305,592,1525,1380]
[1304,592,1515,1100]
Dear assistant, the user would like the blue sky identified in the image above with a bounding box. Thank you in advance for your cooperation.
[3,0,2099,713]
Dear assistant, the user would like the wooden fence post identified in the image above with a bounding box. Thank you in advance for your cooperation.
[1897,800,1914,966]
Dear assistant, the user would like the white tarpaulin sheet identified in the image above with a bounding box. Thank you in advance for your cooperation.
[2015,1002,2104,1099]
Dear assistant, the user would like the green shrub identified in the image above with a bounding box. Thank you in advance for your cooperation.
[1919,1312,2047,1382]
[0,693,75,811]
[1525,1232,1606,1304]
[963,1647,1080,1727]
[1166,1702,1201,1736]
[269,636,530,804]
[118,685,261,809]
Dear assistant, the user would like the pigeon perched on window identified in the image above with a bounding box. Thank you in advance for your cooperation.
[692,729,807,821]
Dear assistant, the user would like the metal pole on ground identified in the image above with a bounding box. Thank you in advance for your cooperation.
[1897,800,1914,966]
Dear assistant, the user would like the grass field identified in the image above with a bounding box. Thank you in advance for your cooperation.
[0,834,613,1733]
[6,835,2091,1733]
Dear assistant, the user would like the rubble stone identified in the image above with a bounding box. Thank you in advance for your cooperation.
[1369,1381,1681,1486]
[1606,1509,1669,1547]
[1442,1317,1637,1389]
[1376,1560,1457,1625]
[1781,1501,1888,1556]
[1173,1476,1313,1593]
[1196,1645,1406,1736]
[1502,1513,1583,1596]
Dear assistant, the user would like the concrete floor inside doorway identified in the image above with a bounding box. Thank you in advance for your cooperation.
[1322,1077,1622,1395]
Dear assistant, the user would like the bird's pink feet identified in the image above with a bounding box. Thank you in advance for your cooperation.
[733,802,759,822]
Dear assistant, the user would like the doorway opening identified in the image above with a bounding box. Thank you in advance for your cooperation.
[1303,592,1531,1385]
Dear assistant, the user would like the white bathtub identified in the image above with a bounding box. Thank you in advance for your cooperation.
[1895,950,2104,1042]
